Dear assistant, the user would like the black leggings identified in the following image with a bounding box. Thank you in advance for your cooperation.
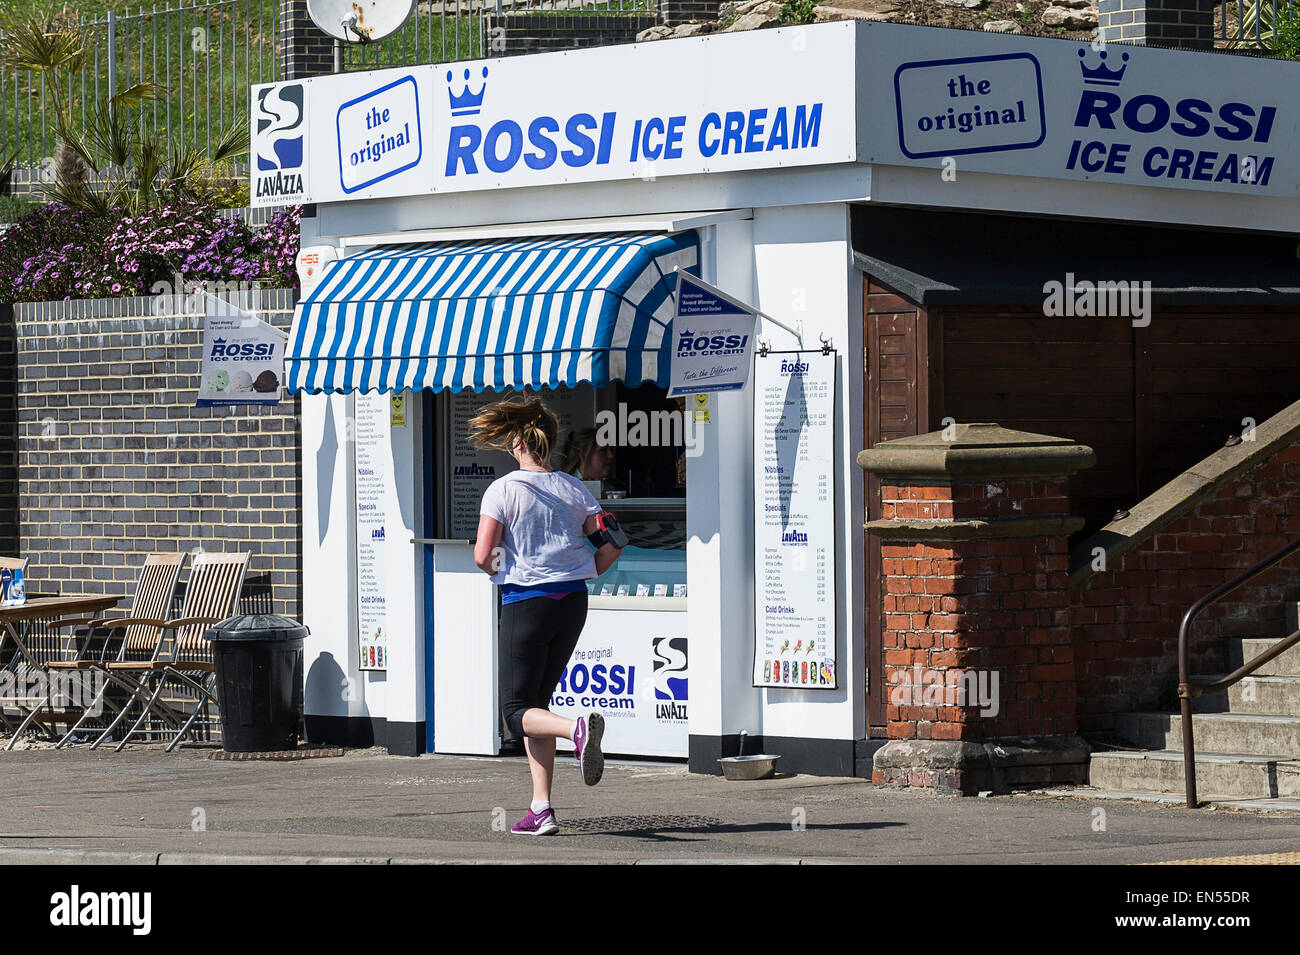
[500,590,588,739]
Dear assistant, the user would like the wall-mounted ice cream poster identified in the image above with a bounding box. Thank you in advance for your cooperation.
[196,294,288,407]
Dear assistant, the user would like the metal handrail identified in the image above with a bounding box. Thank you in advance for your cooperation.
[1178,535,1300,807]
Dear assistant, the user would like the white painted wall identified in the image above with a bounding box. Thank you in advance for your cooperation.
[302,392,379,724]
[686,205,864,748]
[383,393,424,731]
[301,389,425,737]
[751,203,863,743]
[687,219,760,743]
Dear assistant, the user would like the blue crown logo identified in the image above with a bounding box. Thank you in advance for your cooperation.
[1078,48,1129,86]
[212,337,226,345]
[447,67,488,116]
[678,328,694,338]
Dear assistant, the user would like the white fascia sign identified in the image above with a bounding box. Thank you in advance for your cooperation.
[250,23,858,206]
[857,21,1298,197]
[250,21,1300,208]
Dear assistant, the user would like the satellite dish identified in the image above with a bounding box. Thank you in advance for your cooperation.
[306,0,415,44]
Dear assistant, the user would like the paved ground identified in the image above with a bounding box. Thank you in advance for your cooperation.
[2,745,1300,864]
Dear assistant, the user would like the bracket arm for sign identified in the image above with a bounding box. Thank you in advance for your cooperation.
[761,313,803,347]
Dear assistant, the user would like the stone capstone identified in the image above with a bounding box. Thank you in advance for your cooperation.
[1041,4,1098,26]
[636,25,675,40]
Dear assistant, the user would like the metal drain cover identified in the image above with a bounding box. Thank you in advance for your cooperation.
[207,747,346,761]
[563,814,725,834]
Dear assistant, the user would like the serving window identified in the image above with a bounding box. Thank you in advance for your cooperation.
[433,382,689,596]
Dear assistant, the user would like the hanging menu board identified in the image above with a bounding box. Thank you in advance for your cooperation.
[753,351,837,689]
[446,387,597,540]
[354,391,389,671]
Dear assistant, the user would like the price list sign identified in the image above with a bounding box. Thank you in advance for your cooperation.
[354,391,389,671]
[447,387,596,539]
[752,351,837,689]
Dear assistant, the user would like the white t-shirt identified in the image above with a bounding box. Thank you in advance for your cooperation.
[478,470,602,587]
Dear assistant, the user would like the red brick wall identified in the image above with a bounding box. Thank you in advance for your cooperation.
[879,479,1077,741]
[1071,445,1300,733]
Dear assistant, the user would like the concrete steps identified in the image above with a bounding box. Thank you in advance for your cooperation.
[1089,750,1300,800]
[1226,636,1300,677]
[1191,674,1300,715]
[1088,629,1300,802]
[1116,711,1300,754]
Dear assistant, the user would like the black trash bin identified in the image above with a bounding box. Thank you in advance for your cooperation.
[205,614,309,752]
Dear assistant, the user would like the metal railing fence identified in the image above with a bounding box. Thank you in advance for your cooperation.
[2,0,660,174]
[2,1,279,171]
[1221,0,1298,46]
[339,0,656,72]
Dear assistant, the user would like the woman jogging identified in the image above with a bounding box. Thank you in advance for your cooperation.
[471,396,624,836]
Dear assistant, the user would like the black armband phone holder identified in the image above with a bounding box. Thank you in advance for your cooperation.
[587,512,629,549]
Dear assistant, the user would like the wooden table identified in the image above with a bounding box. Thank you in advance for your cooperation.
[0,595,122,745]
[0,595,121,669]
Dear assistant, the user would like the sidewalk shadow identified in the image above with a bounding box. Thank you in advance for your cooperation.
[567,819,904,843]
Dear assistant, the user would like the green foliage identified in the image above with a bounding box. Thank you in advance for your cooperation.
[0,194,36,223]
[0,9,249,217]
[779,0,820,25]
[1271,3,1300,58]
[207,173,252,211]
[1,2,278,171]
[1224,0,1282,49]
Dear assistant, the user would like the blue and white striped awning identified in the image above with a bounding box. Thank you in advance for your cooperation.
[285,231,699,394]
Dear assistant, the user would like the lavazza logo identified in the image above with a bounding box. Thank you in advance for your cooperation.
[652,637,687,722]
[254,84,305,201]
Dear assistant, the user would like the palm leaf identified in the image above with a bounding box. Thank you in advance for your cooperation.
[45,176,109,218]
[0,10,87,77]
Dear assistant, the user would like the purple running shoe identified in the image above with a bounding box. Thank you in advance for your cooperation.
[511,808,558,836]
[573,712,605,786]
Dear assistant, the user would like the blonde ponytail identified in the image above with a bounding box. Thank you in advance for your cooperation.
[468,395,558,466]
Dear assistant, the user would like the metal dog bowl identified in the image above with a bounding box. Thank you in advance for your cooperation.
[718,754,780,780]
[718,731,779,780]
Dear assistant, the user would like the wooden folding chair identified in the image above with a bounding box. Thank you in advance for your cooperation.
[102,551,249,752]
[13,553,189,749]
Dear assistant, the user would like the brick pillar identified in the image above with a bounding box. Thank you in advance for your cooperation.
[280,0,336,80]
[1097,0,1215,48]
[857,423,1096,795]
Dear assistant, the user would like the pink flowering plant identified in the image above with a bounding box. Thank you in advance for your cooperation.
[0,203,112,302]
[0,198,302,303]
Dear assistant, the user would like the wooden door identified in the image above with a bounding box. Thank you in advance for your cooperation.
[862,277,932,734]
